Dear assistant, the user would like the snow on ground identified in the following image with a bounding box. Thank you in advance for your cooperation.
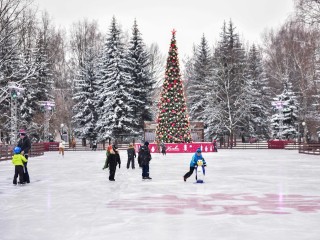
[0,149,320,240]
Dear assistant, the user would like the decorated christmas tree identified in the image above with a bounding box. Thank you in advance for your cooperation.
[155,30,192,143]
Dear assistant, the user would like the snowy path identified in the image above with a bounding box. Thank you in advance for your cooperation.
[0,150,320,240]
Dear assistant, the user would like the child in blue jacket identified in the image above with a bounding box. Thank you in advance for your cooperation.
[183,148,207,182]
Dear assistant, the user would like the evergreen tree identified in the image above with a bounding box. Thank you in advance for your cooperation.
[72,48,99,140]
[186,34,212,121]
[95,17,137,141]
[271,78,299,139]
[33,32,54,102]
[18,31,53,136]
[155,30,192,143]
[127,19,154,134]
[204,21,248,143]
[245,44,271,139]
[19,47,37,125]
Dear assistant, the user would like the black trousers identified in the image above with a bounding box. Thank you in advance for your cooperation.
[13,165,24,184]
[109,166,117,180]
[127,157,135,169]
[183,167,195,180]
[23,154,30,183]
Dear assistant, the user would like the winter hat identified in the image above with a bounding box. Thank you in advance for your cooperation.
[19,129,26,136]
[196,148,202,153]
[144,141,149,146]
[19,129,26,134]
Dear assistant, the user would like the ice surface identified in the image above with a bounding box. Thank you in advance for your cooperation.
[1,149,320,240]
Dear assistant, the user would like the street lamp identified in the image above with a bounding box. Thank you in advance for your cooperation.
[39,101,55,141]
[60,123,64,140]
[302,121,306,143]
[8,82,24,144]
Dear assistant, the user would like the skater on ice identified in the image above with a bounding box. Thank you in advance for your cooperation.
[17,129,31,183]
[12,147,28,185]
[92,140,97,151]
[127,143,136,169]
[59,140,65,157]
[212,138,218,152]
[105,145,121,181]
[138,141,152,179]
[102,144,112,170]
[183,148,207,182]
[160,142,166,155]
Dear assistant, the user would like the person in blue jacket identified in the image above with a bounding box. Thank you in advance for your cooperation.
[183,148,207,182]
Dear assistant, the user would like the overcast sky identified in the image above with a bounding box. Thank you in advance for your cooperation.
[33,0,295,57]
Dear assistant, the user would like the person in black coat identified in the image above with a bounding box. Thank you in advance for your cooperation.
[127,143,136,169]
[92,140,97,151]
[160,142,166,155]
[138,142,152,179]
[106,145,121,181]
[17,131,31,183]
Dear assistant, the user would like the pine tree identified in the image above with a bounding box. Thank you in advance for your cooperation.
[155,30,192,143]
[19,48,37,125]
[204,21,248,143]
[186,34,212,122]
[127,19,154,134]
[18,31,53,136]
[72,48,99,140]
[95,17,138,141]
[245,44,271,139]
[33,32,54,102]
[271,78,299,139]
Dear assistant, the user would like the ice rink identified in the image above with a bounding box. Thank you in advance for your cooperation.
[1,149,320,240]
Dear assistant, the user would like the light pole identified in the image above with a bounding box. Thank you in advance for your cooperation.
[39,101,55,141]
[302,121,306,143]
[8,82,24,144]
[60,123,64,141]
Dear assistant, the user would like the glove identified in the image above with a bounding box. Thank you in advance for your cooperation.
[204,164,207,167]
[119,164,121,169]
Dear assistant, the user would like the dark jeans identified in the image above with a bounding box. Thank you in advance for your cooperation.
[23,154,30,183]
[183,167,195,180]
[13,165,24,184]
[127,157,135,169]
[109,166,116,180]
[142,165,149,178]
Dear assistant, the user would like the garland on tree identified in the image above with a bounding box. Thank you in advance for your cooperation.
[155,29,192,143]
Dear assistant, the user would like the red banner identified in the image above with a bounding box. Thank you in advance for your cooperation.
[268,140,295,149]
[134,142,214,153]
